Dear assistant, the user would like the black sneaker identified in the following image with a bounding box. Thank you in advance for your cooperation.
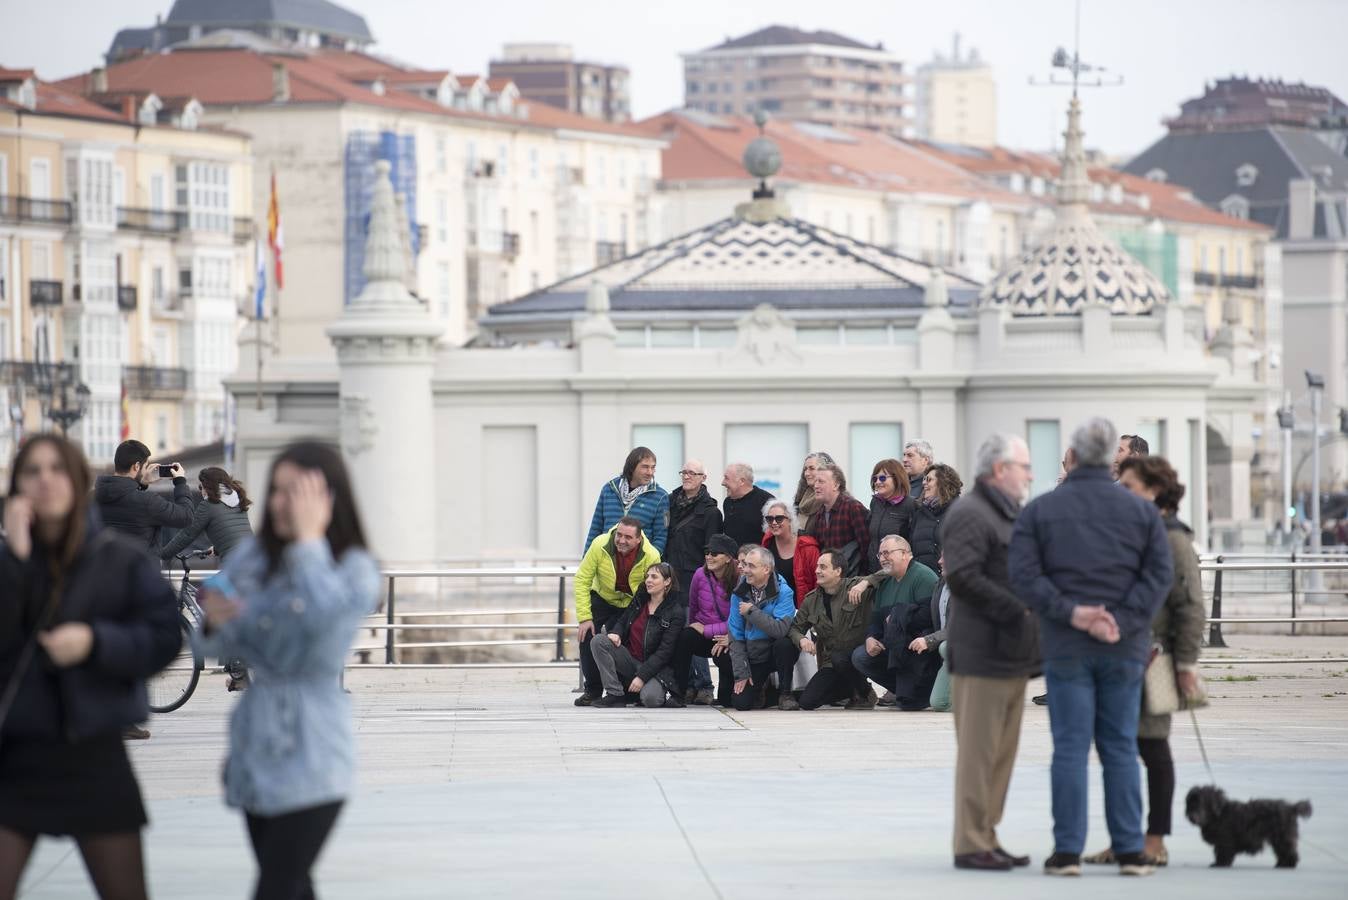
[663,695,686,708]
[994,848,1031,868]
[1043,852,1081,876]
[122,725,151,741]
[1116,852,1156,877]
[593,693,628,708]
[573,692,599,707]
[1032,694,1048,706]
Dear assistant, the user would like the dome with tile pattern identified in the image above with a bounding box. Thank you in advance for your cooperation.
[980,97,1171,317]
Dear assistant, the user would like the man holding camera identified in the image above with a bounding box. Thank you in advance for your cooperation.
[94,439,194,554]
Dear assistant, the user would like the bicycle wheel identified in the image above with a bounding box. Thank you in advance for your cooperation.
[148,613,202,714]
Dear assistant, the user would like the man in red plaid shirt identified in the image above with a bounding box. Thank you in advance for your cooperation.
[807,465,873,575]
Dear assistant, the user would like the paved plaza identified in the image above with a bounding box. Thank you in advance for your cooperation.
[19,636,1348,899]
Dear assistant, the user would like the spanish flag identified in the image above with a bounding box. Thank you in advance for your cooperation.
[119,379,130,441]
[267,169,284,290]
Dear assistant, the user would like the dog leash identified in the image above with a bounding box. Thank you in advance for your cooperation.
[1189,708,1215,780]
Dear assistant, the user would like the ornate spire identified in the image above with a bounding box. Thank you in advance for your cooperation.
[1057,95,1092,209]
[352,160,417,309]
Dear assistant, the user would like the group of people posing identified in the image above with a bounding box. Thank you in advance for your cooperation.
[573,420,1207,878]
[574,441,959,714]
[1,435,381,899]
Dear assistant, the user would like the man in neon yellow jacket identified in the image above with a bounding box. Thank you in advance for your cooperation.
[574,516,661,705]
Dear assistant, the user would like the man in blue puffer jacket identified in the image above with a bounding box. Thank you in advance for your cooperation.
[584,447,670,554]
[727,544,795,711]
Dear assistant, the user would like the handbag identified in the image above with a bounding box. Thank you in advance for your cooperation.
[1143,642,1208,717]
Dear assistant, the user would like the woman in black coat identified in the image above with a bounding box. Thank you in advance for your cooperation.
[909,463,963,575]
[866,458,915,568]
[0,434,181,899]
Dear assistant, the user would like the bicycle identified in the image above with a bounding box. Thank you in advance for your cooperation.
[147,549,211,713]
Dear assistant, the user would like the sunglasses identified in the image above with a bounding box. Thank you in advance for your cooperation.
[872,474,889,483]
[765,515,790,525]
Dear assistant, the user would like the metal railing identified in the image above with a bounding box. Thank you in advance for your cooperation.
[117,206,186,234]
[122,364,188,396]
[1201,557,1348,646]
[164,558,1346,671]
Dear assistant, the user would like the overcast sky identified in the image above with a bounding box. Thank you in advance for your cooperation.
[4,0,1345,158]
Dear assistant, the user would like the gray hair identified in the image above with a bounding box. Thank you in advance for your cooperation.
[879,534,911,552]
[805,451,836,468]
[682,458,706,476]
[762,498,798,535]
[904,440,934,462]
[975,433,1025,479]
[727,462,754,485]
[743,545,774,570]
[1071,418,1118,469]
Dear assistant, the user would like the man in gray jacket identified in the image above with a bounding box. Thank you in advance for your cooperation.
[93,439,193,553]
[944,433,1037,872]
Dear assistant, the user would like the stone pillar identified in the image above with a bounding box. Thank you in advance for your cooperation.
[327,160,445,566]
[917,269,955,372]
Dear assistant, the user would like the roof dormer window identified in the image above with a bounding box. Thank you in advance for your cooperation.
[1145,167,1167,183]
[1219,193,1250,220]
[1235,163,1258,187]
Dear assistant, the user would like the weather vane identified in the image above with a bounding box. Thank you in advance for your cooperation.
[1028,0,1124,96]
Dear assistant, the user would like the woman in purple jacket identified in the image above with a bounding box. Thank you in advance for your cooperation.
[669,533,739,706]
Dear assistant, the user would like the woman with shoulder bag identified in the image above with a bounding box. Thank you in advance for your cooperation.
[0,434,181,900]
[197,441,380,900]
[1084,455,1206,867]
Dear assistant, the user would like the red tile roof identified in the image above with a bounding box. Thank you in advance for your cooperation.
[0,67,36,83]
[639,110,1027,203]
[51,49,657,141]
[0,72,128,123]
[914,140,1270,232]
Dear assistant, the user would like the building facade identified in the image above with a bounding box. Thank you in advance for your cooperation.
[1125,87,1346,498]
[489,44,631,124]
[225,112,1260,566]
[59,45,665,357]
[682,26,911,136]
[914,34,997,148]
[0,68,252,478]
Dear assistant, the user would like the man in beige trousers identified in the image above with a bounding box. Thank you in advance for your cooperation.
[941,433,1039,871]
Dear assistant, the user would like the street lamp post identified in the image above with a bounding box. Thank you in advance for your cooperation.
[1306,370,1326,600]
[1277,401,1294,542]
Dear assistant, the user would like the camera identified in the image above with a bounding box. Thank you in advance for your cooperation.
[157,464,175,477]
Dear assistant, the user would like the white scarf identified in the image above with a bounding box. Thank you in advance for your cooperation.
[219,486,241,508]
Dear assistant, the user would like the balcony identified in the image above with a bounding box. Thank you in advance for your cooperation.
[154,292,186,314]
[1221,273,1261,290]
[117,285,137,312]
[502,231,520,260]
[0,195,74,226]
[117,206,186,235]
[30,279,63,306]
[0,360,79,385]
[234,217,254,244]
[122,365,188,399]
[595,241,627,266]
[1194,270,1217,286]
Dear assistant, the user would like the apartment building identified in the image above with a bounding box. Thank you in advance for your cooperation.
[682,25,911,137]
[0,67,252,477]
[914,34,997,148]
[60,43,665,356]
[489,44,631,124]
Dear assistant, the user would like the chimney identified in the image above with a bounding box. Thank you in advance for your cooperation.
[122,96,136,122]
[272,62,290,102]
[1288,178,1316,240]
[92,66,108,94]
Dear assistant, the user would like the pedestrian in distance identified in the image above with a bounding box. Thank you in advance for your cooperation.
[197,441,381,900]
[0,434,181,900]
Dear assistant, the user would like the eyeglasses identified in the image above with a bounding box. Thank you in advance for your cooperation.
[872,474,889,483]
[877,548,912,558]
[765,515,790,525]
[679,470,704,477]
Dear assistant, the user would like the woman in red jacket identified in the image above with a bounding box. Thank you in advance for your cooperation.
[761,498,819,606]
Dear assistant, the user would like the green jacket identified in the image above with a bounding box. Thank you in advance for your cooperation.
[788,577,873,668]
[863,560,939,639]
[1139,517,1207,739]
[574,525,661,622]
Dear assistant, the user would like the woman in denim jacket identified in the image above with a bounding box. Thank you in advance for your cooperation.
[198,442,379,900]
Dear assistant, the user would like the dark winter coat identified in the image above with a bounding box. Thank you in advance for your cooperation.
[943,481,1039,679]
[1008,466,1173,664]
[602,591,687,690]
[867,493,915,568]
[93,473,194,552]
[1139,515,1207,739]
[664,486,723,585]
[908,499,951,574]
[722,485,774,550]
[0,516,181,741]
[160,496,254,562]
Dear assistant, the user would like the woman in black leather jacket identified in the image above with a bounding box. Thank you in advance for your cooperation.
[0,434,180,899]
